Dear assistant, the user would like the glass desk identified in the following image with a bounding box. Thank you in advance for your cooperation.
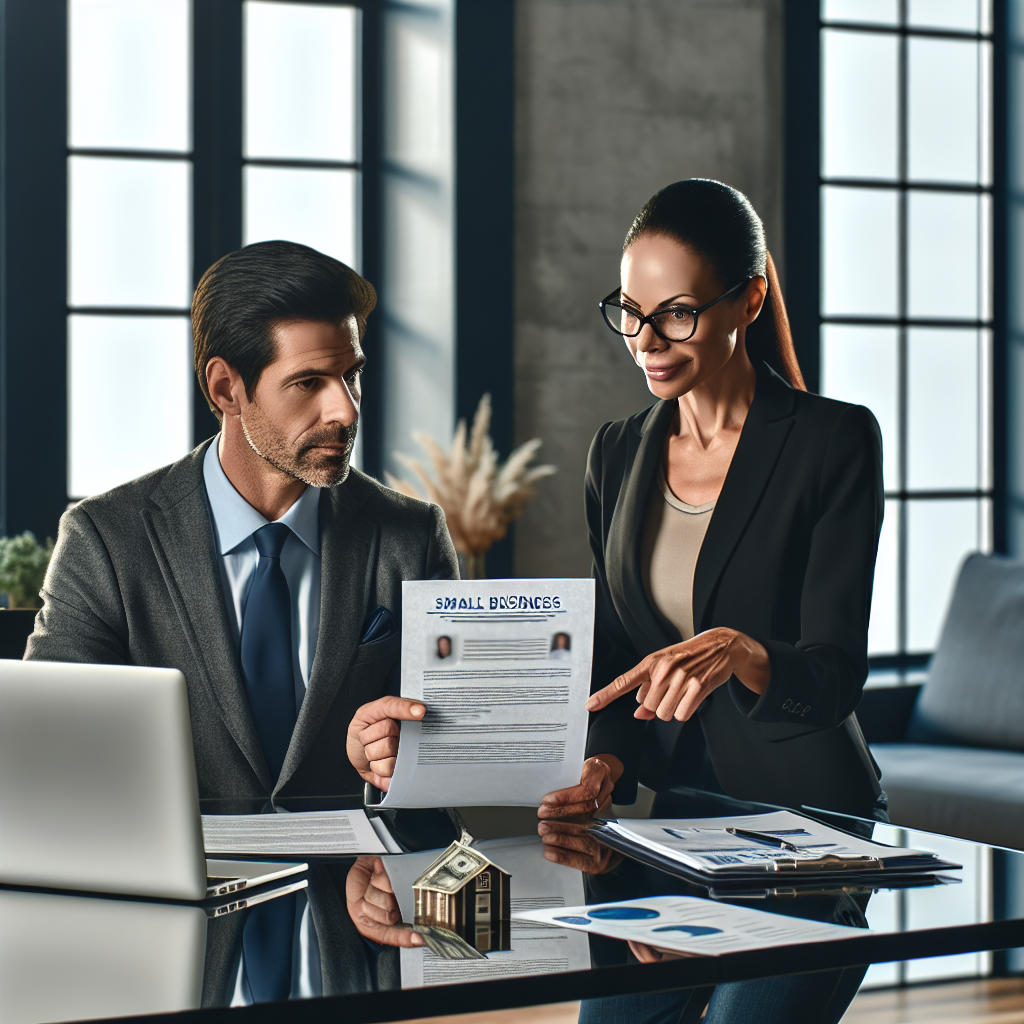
[1,791,1022,1024]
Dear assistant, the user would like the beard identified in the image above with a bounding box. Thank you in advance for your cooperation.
[240,410,357,488]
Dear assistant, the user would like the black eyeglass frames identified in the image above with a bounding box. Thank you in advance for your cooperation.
[599,277,753,343]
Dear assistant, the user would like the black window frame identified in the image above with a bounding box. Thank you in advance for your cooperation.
[0,0,378,540]
[784,0,1008,676]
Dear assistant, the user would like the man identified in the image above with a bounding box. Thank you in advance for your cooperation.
[26,240,457,803]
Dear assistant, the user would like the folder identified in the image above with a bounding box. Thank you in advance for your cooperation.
[586,809,960,888]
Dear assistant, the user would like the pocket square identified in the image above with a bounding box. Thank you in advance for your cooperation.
[360,606,397,644]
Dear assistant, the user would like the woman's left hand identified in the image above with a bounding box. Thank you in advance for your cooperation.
[627,941,693,962]
[538,756,619,820]
[538,818,624,874]
[584,627,771,722]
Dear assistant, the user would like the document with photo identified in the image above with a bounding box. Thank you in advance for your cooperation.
[384,836,590,988]
[380,579,595,807]
[514,894,865,957]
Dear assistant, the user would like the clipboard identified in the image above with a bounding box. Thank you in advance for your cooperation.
[586,812,961,889]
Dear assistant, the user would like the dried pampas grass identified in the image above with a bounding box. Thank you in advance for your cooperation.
[386,394,556,559]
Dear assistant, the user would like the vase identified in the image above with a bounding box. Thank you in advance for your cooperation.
[462,551,486,580]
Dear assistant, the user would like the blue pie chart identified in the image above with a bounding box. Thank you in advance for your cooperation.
[651,925,723,937]
[587,907,660,920]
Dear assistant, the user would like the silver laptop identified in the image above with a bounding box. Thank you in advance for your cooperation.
[0,659,306,901]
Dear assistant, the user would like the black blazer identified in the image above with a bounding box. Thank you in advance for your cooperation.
[585,362,885,817]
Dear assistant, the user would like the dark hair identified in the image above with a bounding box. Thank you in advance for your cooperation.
[623,179,805,390]
[192,240,378,419]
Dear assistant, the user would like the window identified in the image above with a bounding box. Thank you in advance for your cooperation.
[66,0,193,498]
[242,1,359,267]
[818,0,994,668]
[62,0,362,503]
[815,0,997,989]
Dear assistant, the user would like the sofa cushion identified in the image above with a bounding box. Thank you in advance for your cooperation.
[872,743,1024,850]
[906,554,1024,751]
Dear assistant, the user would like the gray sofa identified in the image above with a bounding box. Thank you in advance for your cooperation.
[861,553,1024,851]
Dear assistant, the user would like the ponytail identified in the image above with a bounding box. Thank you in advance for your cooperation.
[745,252,806,391]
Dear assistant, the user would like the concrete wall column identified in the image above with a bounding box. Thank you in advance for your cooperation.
[513,0,786,578]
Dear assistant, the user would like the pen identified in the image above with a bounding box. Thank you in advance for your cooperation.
[726,827,801,852]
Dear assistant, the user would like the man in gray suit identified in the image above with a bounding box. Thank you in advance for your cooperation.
[26,241,457,804]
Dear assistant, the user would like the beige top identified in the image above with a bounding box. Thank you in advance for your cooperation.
[641,469,716,641]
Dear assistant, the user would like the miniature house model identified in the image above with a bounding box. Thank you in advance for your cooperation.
[413,839,512,953]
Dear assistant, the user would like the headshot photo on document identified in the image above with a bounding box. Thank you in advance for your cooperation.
[549,632,572,660]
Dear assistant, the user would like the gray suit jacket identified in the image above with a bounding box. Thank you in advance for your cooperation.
[24,440,458,801]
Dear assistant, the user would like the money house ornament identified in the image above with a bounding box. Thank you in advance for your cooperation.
[413,837,512,953]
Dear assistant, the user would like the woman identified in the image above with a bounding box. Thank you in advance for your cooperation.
[538,179,885,1024]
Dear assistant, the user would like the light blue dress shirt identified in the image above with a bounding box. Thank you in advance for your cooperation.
[203,441,324,1003]
[202,439,322,712]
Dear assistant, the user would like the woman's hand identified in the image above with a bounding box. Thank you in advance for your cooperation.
[538,756,622,820]
[345,856,424,948]
[584,628,770,722]
[346,697,425,791]
[627,941,693,962]
[538,818,624,874]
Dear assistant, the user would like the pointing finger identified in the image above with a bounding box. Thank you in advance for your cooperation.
[585,662,650,711]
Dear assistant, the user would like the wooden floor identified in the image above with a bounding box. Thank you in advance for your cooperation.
[841,978,1024,1023]
[386,978,1024,1024]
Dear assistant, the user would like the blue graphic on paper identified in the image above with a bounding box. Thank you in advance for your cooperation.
[587,907,660,920]
[651,925,723,937]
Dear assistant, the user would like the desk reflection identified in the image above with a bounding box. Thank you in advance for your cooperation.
[2,792,1006,1024]
[0,889,206,1024]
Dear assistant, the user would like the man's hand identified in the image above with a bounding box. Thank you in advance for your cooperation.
[346,696,425,791]
[538,756,621,820]
[584,628,770,722]
[345,856,423,947]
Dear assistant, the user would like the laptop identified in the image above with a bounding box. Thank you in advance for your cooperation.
[0,877,311,1024]
[0,659,306,901]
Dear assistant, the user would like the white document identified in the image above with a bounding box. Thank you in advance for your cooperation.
[514,894,866,957]
[595,810,949,877]
[383,836,590,988]
[201,809,399,856]
[380,579,595,807]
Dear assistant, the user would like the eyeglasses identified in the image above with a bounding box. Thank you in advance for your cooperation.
[599,278,753,343]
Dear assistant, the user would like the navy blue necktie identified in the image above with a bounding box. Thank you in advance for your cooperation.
[242,891,296,1003]
[240,522,296,782]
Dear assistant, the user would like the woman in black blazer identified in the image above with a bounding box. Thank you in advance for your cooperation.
[539,179,884,823]
[538,180,885,1024]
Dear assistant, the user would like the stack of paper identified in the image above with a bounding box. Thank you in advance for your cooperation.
[588,810,959,883]
[201,809,402,857]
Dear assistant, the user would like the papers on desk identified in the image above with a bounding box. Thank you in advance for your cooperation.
[201,809,402,857]
[379,579,595,808]
[514,895,863,957]
[589,810,960,882]
[383,836,590,988]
